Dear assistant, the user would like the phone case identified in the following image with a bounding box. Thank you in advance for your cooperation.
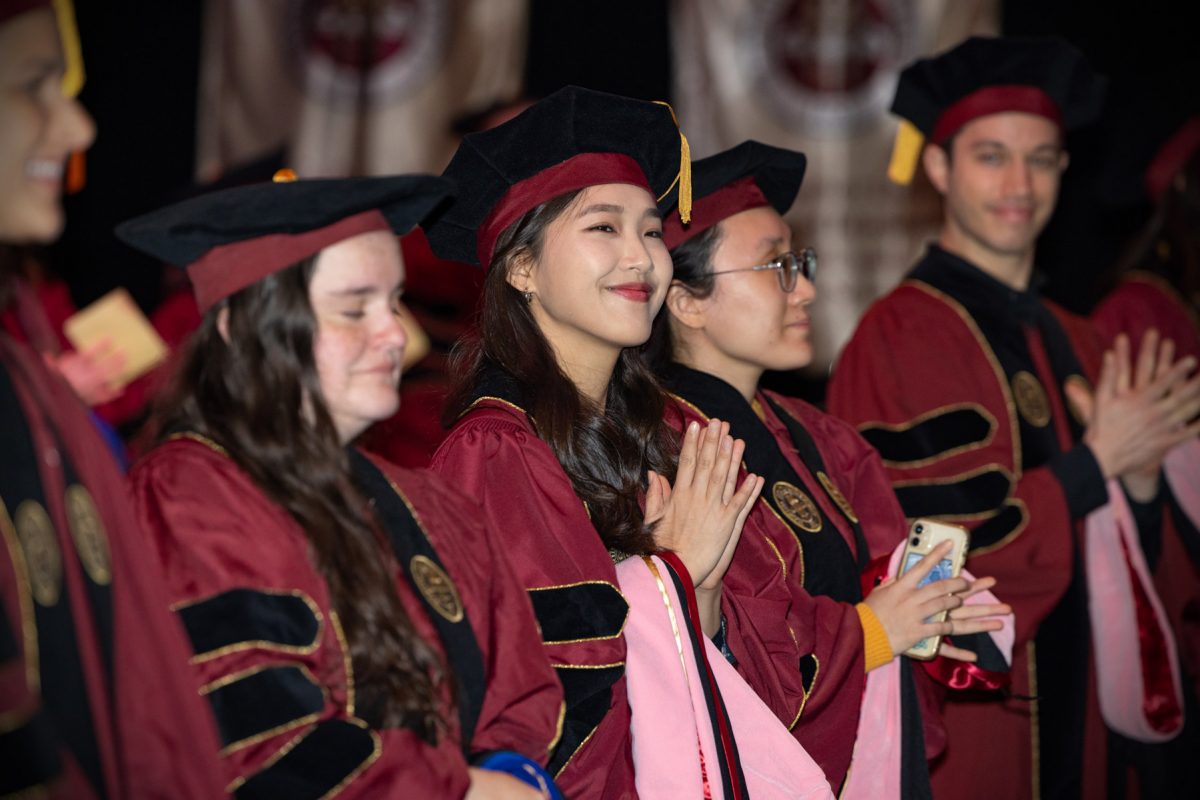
[898,519,969,660]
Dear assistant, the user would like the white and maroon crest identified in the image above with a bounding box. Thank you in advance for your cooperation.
[742,0,918,134]
[288,0,449,105]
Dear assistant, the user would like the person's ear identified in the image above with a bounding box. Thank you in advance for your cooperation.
[923,142,951,194]
[504,248,537,296]
[666,281,710,330]
[216,306,231,343]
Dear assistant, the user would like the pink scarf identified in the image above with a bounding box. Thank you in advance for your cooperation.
[618,554,835,800]
[842,545,1014,799]
[1086,473,1187,741]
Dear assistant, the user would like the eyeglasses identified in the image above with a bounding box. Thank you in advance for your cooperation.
[707,248,817,293]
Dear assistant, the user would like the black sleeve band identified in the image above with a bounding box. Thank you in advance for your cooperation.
[235,719,377,800]
[1047,444,1108,519]
[1126,475,1165,571]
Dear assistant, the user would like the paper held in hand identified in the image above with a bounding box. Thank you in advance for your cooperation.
[63,288,168,389]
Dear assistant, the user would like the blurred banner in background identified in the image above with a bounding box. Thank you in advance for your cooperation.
[671,0,998,371]
[195,0,528,180]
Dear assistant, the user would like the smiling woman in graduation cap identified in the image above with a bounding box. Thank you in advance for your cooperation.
[0,2,228,798]
[425,86,838,800]
[116,174,564,800]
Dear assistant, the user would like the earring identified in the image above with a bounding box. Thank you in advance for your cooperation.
[522,290,533,303]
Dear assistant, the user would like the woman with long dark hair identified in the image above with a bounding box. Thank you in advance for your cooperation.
[426,88,843,800]
[0,2,226,796]
[118,175,563,799]
[647,140,1014,798]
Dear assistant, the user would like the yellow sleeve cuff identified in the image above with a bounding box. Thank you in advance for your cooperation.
[856,602,894,672]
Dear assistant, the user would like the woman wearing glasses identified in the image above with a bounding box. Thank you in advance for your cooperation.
[646,141,1013,798]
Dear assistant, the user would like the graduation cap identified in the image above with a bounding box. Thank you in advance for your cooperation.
[661,140,806,249]
[115,172,455,313]
[887,36,1106,185]
[424,85,692,267]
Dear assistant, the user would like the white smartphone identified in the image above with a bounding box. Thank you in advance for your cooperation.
[897,519,969,660]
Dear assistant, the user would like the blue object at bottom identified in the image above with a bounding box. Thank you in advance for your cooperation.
[476,751,562,799]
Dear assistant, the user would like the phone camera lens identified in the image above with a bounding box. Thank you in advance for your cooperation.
[911,537,920,547]
[915,524,924,533]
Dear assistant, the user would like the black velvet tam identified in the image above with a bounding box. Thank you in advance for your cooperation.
[114,174,454,311]
[115,174,454,268]
[424,85,690,267]
[892,36,1106,143]
[662,140,806,247]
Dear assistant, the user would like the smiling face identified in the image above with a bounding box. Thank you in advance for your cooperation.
[0,7,95,243]
[513,182,672,368]
[309,229,408,444]
[925,111,1067,269]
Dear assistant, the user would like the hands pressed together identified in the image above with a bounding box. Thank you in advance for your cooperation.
[645,418,763,635]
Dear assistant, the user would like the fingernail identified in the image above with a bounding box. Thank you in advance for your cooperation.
[688,421,699,434]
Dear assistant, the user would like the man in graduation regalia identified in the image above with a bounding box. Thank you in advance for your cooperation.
[828,37,1200,800]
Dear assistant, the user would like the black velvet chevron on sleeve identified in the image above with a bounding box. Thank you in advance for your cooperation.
[859,407,994,465]
[526,583,628,644]
[893,469,1012,520]
[234,719,377,800]
[968,502,1028,552]
[547,665,625,777]
[176,589,322,659]
[205,665,326,750]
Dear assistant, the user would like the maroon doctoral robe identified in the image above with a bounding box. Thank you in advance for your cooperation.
[129,437,563,798]
[829,246,1180,800]
[1092,270,1200,758]
[663,369,959,794]
[1092,271,1200,659]
[429,384,812,800]
[0,333,226,799]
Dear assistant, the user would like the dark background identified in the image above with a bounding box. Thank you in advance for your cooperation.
[48,0,1199,318]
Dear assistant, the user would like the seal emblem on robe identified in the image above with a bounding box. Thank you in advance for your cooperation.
[772,481,823,533]
[1012,370,1051,428]
[65,485,112,586]
[411,555,464,622]
[14,500,62,606]
[817,471,859,524]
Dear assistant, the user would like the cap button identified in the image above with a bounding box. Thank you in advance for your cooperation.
[273,168,299,183]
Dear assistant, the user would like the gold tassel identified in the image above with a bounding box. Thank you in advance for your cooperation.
[652,100,693,223]
[273,168,299,183]
[51,0,85,98]
[887,119,924,186]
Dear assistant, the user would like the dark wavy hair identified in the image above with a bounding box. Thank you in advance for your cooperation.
[150,259,446,739]
[645,223,724,374]
[444,190,678,556]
